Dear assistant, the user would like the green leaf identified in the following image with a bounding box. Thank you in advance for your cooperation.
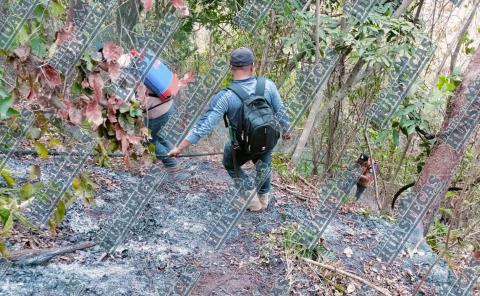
[0,88,8,98]
[28,165,41,181]
[119,104,130,113]
[0,240,9,259]
[54,200,65,224]
[18,183,34,200]
[392,129,399,147]
[1,211,13,237]
[1,170,16,188]
[71,177,81,191]
[29,36,47,57]
[34,141,49,159]
[0,96,14,119]
[406,124,416,135]
[13,212,36,231]
[49,0,65,17]
[0,208,10,225]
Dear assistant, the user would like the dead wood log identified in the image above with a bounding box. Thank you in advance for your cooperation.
[1,241,96,266]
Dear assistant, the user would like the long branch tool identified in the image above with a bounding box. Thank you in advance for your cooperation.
[0,149,223,158]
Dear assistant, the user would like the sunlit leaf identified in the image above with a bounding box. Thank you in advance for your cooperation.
[1,211,13,237]
[34,141,49,159]
[19,183,34,200]
[54,200,65,224]
[0,240,9,259]
[0,96,14,119]
[72,177,81,191]
[1,170,16,188]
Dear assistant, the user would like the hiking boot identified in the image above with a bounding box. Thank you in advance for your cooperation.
[238,189,263,211]
[247,193,263,212]
[258,192,270,210]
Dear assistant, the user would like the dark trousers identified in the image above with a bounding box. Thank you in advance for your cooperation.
[144,104,178,168]
[355,183,366,200]
[222,142,272,194]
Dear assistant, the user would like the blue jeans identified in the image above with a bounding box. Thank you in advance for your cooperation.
[145,104,178,168]
[222,142,272,194]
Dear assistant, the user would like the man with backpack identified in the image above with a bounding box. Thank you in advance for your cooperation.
[168,47,290,211]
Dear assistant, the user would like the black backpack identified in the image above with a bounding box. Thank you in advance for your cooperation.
[223,77,280,157]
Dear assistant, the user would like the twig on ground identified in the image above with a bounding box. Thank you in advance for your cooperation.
[301,257,392,296]
[272,182,308,201]
[298,176,318,191]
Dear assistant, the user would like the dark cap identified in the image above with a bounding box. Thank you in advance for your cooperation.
[230,47,254,67]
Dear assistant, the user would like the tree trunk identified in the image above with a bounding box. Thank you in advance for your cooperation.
[448,0,479,75]
[417,45,480,235]
[290,59,364,165]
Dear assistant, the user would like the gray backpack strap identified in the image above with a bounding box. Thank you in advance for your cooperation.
[227,83,250,102]
[255,77,266,97]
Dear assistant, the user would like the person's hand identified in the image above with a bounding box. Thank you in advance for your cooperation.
[168,147,182,158]
[282,132,291,140]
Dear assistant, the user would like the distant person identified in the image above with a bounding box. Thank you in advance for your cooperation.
[168,47,291,211]
[355,153,378,200]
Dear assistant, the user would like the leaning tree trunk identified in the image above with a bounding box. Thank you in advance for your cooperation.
[417,45,480,235]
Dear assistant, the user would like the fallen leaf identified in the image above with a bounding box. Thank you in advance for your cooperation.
[87,73,104,103]
[55,22,75,45]
[14,45,30,61]
[85,101,103,129]
[118,53,131,68]
[346,283,356,294]
[102,42,123,63]
[343,247,353,258]
[68,107,83,125]
[473,250,480,261]
[42,65,62,88]
[108,62,121,79]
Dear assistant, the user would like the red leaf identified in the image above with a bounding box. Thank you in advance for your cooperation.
[42,65,62,88]
[136,83,148,105]
[107,108,118,123]
[69,107,83,125]
[55,22,75,45]
[171,0,185,9]
[102,42,123,63]
[14,45,30,61]
[87,73,104,103]
[127,134,142,145]
[85,101,103,129]
[474,251,480,261]
[172,0,189,16]
[142,0,154,12]
[114,124,130,154]
[179,71,194,88]
[107,62,121,79]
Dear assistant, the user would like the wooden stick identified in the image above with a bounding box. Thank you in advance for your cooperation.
[298,175,318,191]
[3,241,96,266]
[272,182,308,201]
[301,257,392,296]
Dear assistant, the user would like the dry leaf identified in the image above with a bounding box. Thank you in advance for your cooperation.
[42,65,62,88]
[343,247,353,258]
[102,42,123,63]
